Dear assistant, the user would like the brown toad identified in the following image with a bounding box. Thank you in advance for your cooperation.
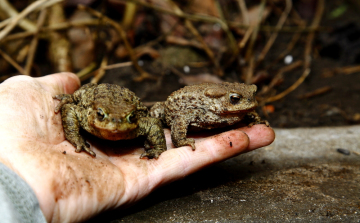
[150,82,269,150]
[54,83,166,158]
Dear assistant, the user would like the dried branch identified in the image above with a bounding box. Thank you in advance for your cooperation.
[48,3,73,72]
[214,0,239,65]
[122,2,137,29]
[265,68,310,103]
[237,0,249,25]
[261,60,303,95]
[228,21,329,33]
[122,0,238,63]
[25,8,48,76]
[265,0,324,103]
[256,0,292,63]
[79,5,153,81]
[0,0,62,42]
[238,25,254,48]
[0,0,36,32]
[104,61,133,70]
[0,49,27,75]
[167,0,222,76]
[77,62,97,81]
[2,19,100,42]
[304,0,324,69]
[91,56,108,84]
[297,86,332,99]
[244,0,266,84]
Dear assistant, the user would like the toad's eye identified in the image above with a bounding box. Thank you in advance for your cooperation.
[126,111,136,124]
[229,93,241,104]
[97,108,105,120]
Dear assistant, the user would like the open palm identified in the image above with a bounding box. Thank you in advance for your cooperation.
[0,73,275,222]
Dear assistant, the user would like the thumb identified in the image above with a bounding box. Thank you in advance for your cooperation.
[36,72,80,96]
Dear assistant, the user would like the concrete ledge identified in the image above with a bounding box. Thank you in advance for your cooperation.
[92,125,360,222]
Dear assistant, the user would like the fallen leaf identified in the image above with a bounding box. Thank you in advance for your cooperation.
[179,73,223,85]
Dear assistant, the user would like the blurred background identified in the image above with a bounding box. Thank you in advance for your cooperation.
[0,0,359,127]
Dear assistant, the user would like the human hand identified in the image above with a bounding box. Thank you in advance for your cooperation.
[0,73,275,222]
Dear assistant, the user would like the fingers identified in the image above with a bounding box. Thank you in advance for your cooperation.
[237,124,275,152]
[36,72,80,95]
[149,129,250,185]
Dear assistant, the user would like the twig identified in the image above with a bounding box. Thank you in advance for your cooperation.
[77,62,97,81]
[122,2,137,29]
[0,17,11,30]
[122,0,238,63]
[237,0,249,25]
[228,21,330,33]
[297,86,332,99]
[48,3,73,72]
[0,0,62,42]
[265,68,310,103]
[168,0,222,76]
[244,0,266,84]
[91,56,108,84]
[2,19,100,42]
[323,65,360,77]
[79,5,153,81]
[104,61,133,70]
[214,0,239,66]
[135,20,180,50]
[304,0,324,69]
[122,0,323,33]
[256,0,292,63]
[238,25,254,48]
[0,49,27,75]
[265,0,324,103]
[264,60,303,93]
[186,21,222,75]
[25,8,48,75]
[266,26,305,68]
[245,56,255,84]
[0,0,36,32]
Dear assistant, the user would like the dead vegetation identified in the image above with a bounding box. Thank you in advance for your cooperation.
[0,0,359,114]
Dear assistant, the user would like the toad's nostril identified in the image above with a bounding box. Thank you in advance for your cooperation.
[112,118,121,123]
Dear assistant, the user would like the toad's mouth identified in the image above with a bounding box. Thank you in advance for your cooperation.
[92,123,137,133]
[221,107,256,114]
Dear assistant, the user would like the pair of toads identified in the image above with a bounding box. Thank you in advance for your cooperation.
[54,82,269,159]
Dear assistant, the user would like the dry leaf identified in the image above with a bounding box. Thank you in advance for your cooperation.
[179,73,223,85]
[185,0,219,17]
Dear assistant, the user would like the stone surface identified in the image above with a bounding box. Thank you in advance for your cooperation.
[89,125,360,222]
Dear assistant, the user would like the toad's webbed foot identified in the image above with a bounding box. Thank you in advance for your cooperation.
[140,146,166,159]
[172,138,196,151]
[54,94,74,113]
[247,111,270,127]
[72,137,96,157]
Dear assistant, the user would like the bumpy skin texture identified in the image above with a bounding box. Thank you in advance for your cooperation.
[54,83,166,158]
[150,82,269,150]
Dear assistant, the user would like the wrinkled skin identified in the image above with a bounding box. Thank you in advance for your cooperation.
[0,73,275,222]
[150,82,269,150]
[54,83,166,158]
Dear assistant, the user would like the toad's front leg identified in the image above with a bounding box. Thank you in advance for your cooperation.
[170,115,195,150]
[60,104,96,157]
[138,117,167,159]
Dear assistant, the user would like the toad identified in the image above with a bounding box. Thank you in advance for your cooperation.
[150,82,269,150]
[54,83,166,158]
